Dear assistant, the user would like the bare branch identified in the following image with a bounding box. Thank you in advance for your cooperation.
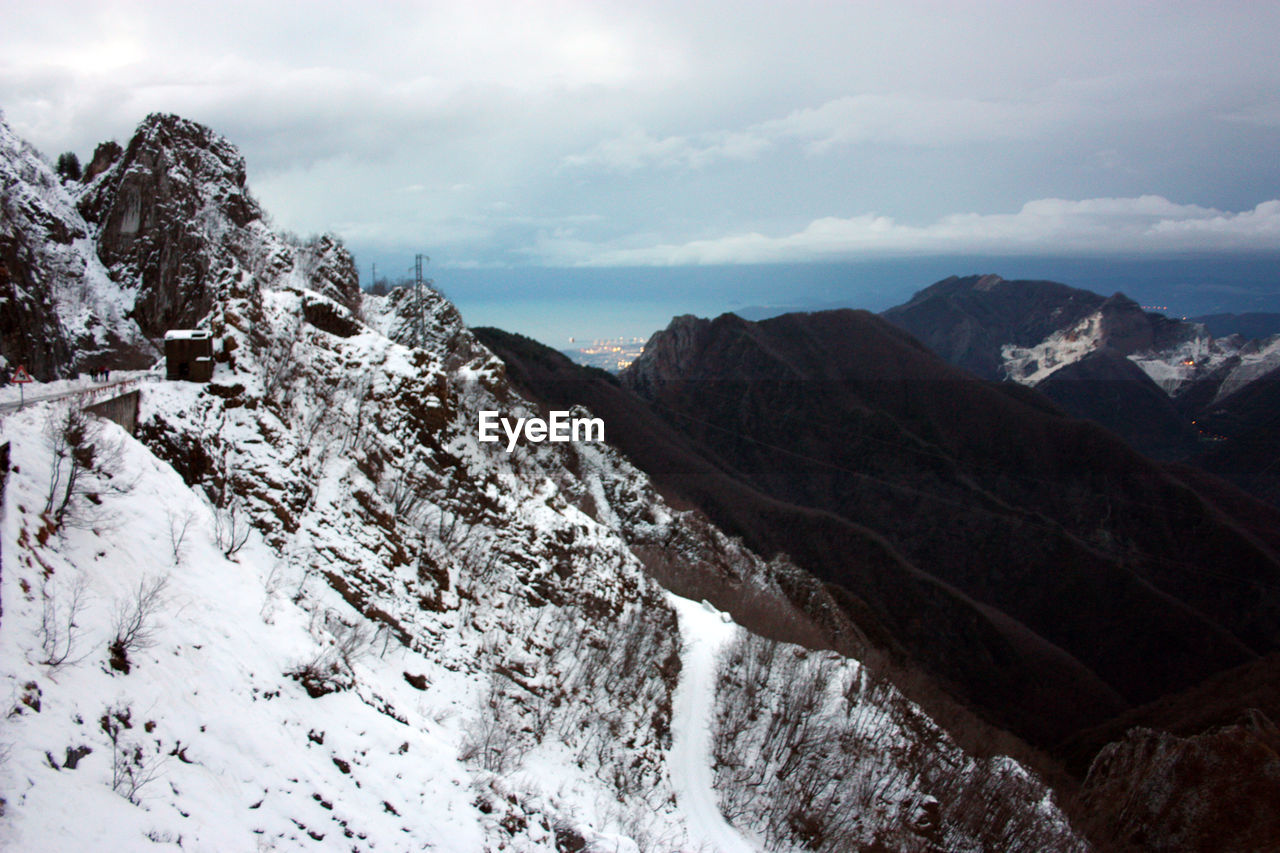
[108,575,169,674]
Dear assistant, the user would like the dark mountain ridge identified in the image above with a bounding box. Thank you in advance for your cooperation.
[482,310,1280,755]
[881,273,1196,382]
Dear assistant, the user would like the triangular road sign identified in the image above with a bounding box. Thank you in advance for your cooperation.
[11,365,33,384]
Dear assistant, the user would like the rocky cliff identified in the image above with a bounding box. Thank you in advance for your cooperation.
[0,114,153,378]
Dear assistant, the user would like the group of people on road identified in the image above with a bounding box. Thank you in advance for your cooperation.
[90,368,112,382]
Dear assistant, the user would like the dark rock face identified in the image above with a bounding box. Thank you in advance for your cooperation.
[624,314,711,397]
[298,233,362,315]
[0,227,73,379]
[881,274,1107,379]
[81,139,122,183]
[0,116,154,378]
[78,113,267,337]
[1080,713,1280,852]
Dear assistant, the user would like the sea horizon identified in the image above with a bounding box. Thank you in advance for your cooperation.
[387,253,1280,348]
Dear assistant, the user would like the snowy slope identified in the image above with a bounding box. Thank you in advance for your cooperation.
[0,406,491,850]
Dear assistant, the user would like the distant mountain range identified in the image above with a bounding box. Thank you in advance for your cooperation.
[478,305,1280,745]
[881,274,1280,505]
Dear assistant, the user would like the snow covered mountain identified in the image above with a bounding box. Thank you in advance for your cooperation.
[0,115,1081,850]
[883,274,1280,499]
[880,273,1266,395]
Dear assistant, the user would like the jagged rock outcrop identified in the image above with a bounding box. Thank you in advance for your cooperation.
[81,139,122,183]
[621,314,710,398]
[297,232,362,315]
[1080,712,1280,851]
[0,114,154,378]
[1,111,365,379]
[77,113,269,336]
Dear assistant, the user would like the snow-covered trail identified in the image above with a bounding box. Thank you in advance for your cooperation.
[668,594,760,853]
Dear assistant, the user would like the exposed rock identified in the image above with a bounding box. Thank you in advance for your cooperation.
[0,228,73,378]
[298,232,362,315]
[1094,291,1195,355]
[1080,713,1280,851]
[78,112,267,337]
[881,274,1106,380]
[81,139,122,183]
[0,115,154,378]
[620,314,711,397]
[302,292,362,338]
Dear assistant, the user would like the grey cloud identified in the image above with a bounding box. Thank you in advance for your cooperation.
[4,1,1280,269]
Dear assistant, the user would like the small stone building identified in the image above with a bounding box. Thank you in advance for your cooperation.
[164,330,214,381]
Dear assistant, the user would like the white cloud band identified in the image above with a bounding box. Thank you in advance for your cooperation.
[536,196,1280,266]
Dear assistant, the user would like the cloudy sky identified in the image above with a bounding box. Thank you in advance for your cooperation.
[4,1,1279,338]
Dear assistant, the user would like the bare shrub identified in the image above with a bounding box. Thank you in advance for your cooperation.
[39,573,89,668]
[212,499,250,558]
[108,575,169,674]
[287,613,373,698]
[165,508,196,564]
[258,312,302,401]
[100,704,165,804]
[332,616,375,669]
[460,682,527,774]
[43,404,130,529]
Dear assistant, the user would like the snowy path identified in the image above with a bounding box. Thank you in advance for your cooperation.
[668,594,759,853]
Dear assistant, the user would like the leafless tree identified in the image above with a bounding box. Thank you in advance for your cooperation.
[212,499,251,558]
[166,508,196,565]
[43,404,130,529]
[39,573,89,668]
[109,575,169,673]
